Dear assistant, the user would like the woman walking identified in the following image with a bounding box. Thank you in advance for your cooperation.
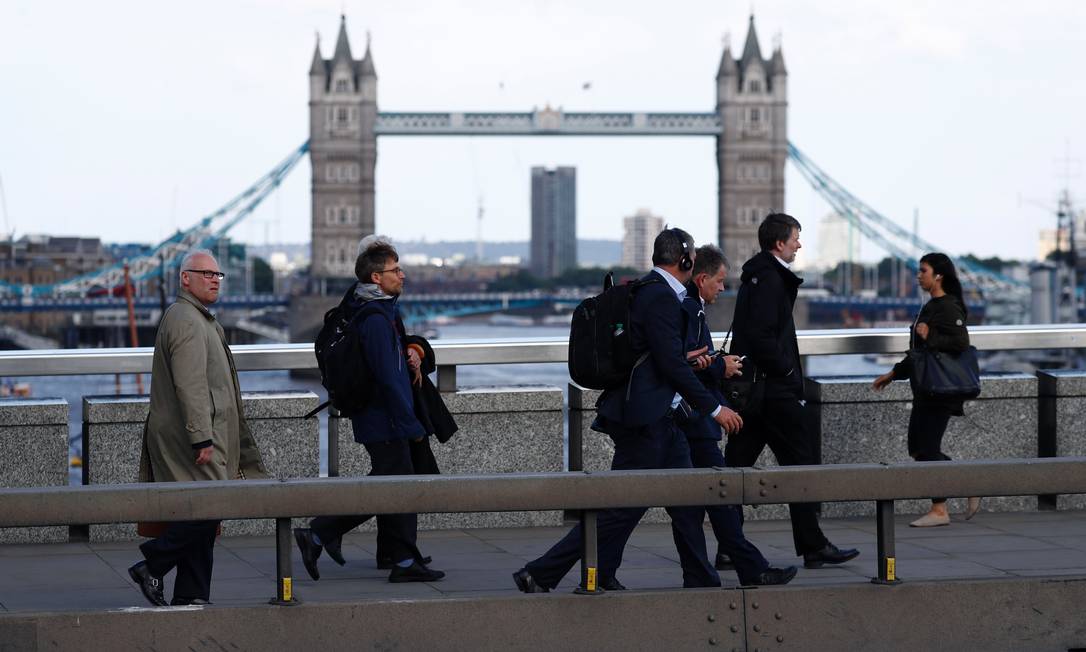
[873,253,980,527]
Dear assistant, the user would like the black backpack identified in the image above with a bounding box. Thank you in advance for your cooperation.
[306,283,377,418]
[568,272,659,390]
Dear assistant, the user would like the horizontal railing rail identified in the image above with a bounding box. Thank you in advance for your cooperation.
[3,458,1086,597]
[2,324,1086,377]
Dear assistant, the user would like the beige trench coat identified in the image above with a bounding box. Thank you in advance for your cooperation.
[138,289,267,484]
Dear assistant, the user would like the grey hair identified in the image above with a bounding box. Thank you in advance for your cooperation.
[179,249,216,280]
[358,234,392,257]
[693,244,729,277]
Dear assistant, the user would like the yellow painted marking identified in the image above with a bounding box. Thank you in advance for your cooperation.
[283,577,293,601]
[586,567,597,591]
[886,557,896,581]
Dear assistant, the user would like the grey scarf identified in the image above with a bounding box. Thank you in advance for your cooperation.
[354,283,394,304]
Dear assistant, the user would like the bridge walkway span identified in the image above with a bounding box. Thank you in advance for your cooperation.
[2,512,1086,650]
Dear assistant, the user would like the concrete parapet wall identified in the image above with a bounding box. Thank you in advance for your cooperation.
[334,385,565,530]
[82,391,319,541]
[807,372,1038,519]
[0,397,68,543]
[1038,370,1086,510]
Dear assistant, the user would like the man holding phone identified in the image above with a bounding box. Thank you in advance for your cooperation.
[679,244,797,586]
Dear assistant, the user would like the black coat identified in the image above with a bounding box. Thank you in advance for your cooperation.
[891,295,971,415]
[729,251,804,402]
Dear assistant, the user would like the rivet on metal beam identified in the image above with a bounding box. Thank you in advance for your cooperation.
[708,614,716,622]
[759,478,767,485]
[759,489,767,497]
[719,491,727,498]
[730,625,739,633]
[752,601,759,609]
[709,638,718,646]
[777,635,785,643]
[719,479,727,486]
[775,612,783,620]
[753,625,761,632]
[729,602,737,610]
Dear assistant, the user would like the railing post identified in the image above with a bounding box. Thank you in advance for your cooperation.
[438,364,457,392]
[327,406,340,477]
[269,517,299,605]
[574,510,603,595]
[871,499,901,585]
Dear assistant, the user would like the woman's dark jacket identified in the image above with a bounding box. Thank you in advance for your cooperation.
[891,294,971,415]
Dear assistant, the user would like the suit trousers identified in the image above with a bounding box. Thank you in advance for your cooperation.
[140,519,219,603]
[723,397,830,556]
[687,437,769,583]
[524,412,720,590]
[309,439,423,565]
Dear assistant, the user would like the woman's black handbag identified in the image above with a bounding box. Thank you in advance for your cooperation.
[908,345,981,399]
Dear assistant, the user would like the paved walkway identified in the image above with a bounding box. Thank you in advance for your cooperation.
[2,510,1086,613]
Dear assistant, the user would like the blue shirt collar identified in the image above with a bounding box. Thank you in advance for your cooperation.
[652,267,687,301]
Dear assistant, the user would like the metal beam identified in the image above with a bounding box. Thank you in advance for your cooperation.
[2,459,1086,528]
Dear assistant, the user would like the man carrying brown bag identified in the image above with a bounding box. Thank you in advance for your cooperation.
[128,249,268,607]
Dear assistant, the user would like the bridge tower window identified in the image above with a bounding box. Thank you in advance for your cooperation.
[748,79,762,93]
[335,79,349,93]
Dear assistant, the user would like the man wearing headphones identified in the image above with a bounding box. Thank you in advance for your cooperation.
[514,228,740,593]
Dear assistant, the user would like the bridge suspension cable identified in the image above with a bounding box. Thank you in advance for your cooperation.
[787,142,1027,295]
[1,142,310,299]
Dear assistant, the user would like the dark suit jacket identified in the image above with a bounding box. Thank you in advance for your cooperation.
[679,292,728,440]
[594,270,720,432]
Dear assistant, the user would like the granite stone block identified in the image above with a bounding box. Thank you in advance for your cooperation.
[808,374,1038,520]
[1037,370,1086,510]
[332,386,565,530]
[0,398,69,543]
[83,392,319,541]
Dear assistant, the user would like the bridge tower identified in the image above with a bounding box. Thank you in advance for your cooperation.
[716,16,787,266]
[308,15,377,292]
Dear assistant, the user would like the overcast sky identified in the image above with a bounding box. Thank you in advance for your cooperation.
[1,0,1084,263]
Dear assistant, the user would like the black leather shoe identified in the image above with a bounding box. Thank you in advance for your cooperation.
[512,568,549,593]
[803,543,860,569]
[377,554,432,570]
[323,535,346,566]
[170,597,211,606]
[600,577,626,591]
[293,528,322,581]
[128,561,167,607]
[715,553,735,571]
[389,561,445,583]
[747,565,798,586]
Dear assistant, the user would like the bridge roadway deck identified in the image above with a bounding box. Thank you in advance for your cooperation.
[2,510,1086,613]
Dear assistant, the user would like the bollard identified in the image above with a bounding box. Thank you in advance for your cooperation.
[871,499,901,585]
[574,510,603,595]
[270,517,300,605]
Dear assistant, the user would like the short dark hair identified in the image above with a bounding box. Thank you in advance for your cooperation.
[692,244,728,277]
[355,242,399,283]
[651,227,694,267]
[758,213,802,252]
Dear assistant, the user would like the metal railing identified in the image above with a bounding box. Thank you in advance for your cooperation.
[2,324,1086,380]
[1,458,1084,600]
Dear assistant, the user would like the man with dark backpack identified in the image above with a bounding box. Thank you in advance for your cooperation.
[294,238,445,584]
[515,228,741,594]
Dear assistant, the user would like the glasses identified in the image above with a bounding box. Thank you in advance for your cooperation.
[377,266,403,275]
[184,269,226,280]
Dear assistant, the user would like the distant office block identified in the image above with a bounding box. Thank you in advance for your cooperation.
[530,167,577,278]
[621,209,664,272]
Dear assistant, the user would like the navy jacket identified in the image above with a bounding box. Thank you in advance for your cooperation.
[730,251,804,401]
[349,296,426,444]
[679,291,728,441]
[594,270,720,432]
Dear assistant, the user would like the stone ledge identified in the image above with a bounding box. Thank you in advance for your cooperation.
[0,398,68,426]
[84,391,320,423]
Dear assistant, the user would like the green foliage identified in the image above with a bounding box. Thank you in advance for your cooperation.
[252,256,274,294]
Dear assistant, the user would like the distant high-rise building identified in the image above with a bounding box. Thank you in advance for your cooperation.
[621,209,664,272]
[817,212,861,270]
[308,16,377,289]
[530,166,577,278]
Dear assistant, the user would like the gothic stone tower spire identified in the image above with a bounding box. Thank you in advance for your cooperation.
[716,15,787,267]
[309,15,377,288]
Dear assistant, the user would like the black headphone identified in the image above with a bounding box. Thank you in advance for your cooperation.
[667,228,693,272]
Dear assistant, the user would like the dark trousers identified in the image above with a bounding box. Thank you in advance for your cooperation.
[723,397,829,556]
[140,520,219,603]
[687,437,769,583]
[907,402,954,504]
[524,413,720,590]
[309,439,424,564]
